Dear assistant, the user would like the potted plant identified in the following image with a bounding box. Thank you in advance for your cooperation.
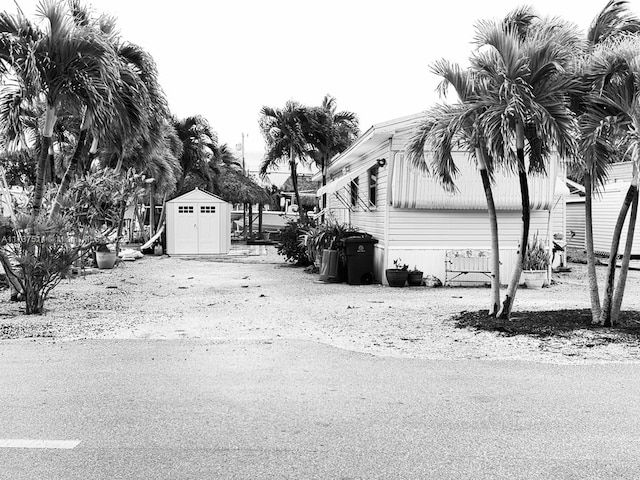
[385,258,409,287]
[302,220,361,282]
[522,233,550,289]
[407,265,424,286]
[94,236,117,269]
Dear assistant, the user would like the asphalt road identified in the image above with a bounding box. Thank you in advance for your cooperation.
[1,339,639,479]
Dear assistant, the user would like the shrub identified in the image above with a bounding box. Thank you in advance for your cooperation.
[301,219,360,266]
[0,214,87,314]
[276,220,311,266]
[523,233,550,270]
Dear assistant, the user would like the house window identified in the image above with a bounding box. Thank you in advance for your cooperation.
[178,206,194,214]
[200,205,216,213]
[350,177,359,208]
[368,166,378,207]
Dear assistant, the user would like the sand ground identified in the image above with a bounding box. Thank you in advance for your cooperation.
[2,246,640,364]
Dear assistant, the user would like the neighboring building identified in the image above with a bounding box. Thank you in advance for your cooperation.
[279,173,321,212]
[565,162,640,256]
[314,113,568,285]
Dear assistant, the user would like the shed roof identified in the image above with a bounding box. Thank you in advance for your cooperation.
[167,187,228,204]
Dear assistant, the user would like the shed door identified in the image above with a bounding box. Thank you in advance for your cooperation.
[197,203,219,253]
[174,204,198,254]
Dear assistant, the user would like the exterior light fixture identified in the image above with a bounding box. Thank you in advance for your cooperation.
[377,158,386,167]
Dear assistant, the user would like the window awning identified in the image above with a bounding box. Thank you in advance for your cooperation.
[316,158,378,197]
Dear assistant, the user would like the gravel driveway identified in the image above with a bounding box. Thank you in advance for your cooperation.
[2,246,640,364]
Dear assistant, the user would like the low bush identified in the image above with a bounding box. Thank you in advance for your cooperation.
[276,220,311,266]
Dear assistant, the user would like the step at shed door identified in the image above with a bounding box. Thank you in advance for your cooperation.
[174,203,198,254]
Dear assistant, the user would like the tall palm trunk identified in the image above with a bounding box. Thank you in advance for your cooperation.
[32,106,57,215]
[600,183,637,326]
[611,187,639,324]
[50,111,93,218]
[499,123,529,320]
[321,154,328,223]
[583,170,601,323]
[477,148,501,316]
[289,145,304,223]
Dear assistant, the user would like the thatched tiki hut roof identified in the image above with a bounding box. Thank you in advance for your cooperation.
[212,166,271,205]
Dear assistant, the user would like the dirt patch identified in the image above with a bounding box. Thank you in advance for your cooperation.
[453,308,640,345]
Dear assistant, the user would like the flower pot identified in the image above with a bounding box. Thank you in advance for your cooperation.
[385,269,408,287]
[523,269,546,289]
[96,251,117,269]
[407,271,424,286]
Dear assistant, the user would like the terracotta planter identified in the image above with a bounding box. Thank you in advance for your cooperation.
[96,251,117,269]
[385,269,408,287]
[523,270,546,289]
[407,271,424,286]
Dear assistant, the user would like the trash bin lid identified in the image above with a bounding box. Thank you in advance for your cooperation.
[344,237,378,244]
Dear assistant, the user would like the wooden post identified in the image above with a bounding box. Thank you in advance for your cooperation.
[248,203,253,239]
[258,203,263,239]
[149,183,156,237]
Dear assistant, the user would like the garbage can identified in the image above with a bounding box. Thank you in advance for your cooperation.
[344,236,378,285]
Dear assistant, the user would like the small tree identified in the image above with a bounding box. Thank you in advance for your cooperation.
[0,214,87,314]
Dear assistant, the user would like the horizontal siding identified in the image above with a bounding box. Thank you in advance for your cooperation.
[566,200,585,250]
[350,163,387,239]
[592,183,640,256]
[326,144,389,240]
[606,162,633,184]
[387,209,550,249]
[384,246,521,286]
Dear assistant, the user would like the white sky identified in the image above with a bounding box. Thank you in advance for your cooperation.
[12,0,640,172]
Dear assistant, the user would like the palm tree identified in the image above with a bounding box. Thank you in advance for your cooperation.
[472,8,581,319]
[576,0,640,325]
[580,33,640,326]
[172,115,219,195]
[259,100,311,223]
[406,62,502,316]
[306,95,359,217]
[0,1,119,215]
[51,3,170,217]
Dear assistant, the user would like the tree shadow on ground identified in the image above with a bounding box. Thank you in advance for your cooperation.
[452,309,640,345]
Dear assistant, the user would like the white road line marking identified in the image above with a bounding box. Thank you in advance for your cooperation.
[0,439,81,449]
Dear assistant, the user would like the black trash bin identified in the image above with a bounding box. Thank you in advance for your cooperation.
[344,236,378,285]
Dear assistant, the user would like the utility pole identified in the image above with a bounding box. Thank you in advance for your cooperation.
[241,133,247,241]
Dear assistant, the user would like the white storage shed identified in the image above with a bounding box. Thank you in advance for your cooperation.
[166,188,231,255]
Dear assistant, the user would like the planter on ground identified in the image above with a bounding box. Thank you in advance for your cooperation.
[407,271,424,286]
[96,251,117,269]
[319,249,339,282]
[385,269,408,287]
[523,270,546,289]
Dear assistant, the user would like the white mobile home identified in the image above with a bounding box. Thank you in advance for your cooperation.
[315,113,568,285]
[166,188,231,255]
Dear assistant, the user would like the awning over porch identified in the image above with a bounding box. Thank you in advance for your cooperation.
[316,157,378,197]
